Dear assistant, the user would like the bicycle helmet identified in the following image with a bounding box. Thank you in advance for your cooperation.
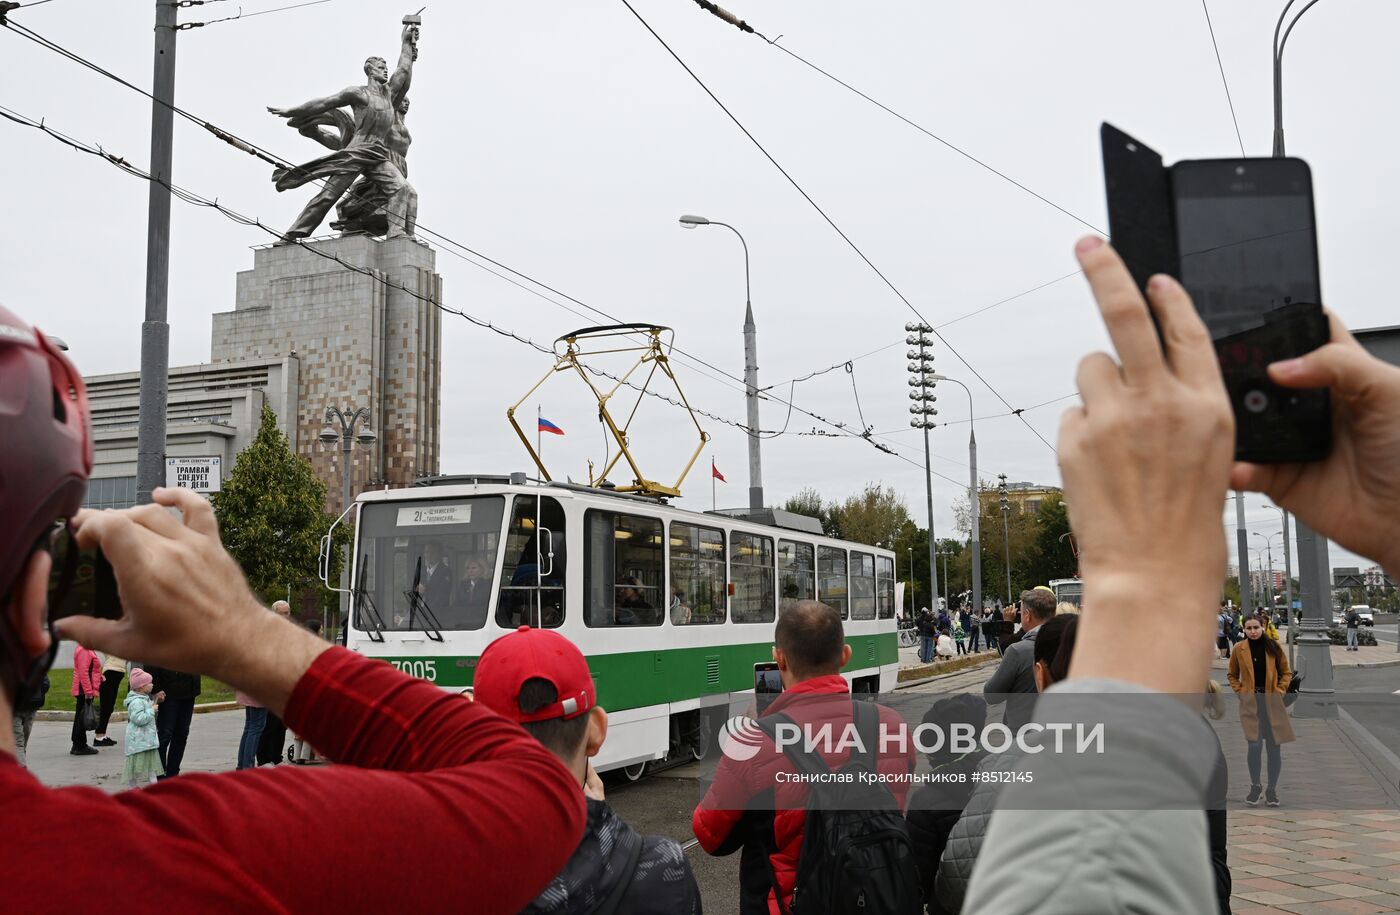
[0,303,91,602]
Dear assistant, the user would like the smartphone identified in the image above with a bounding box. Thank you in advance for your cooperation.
[754,662,782,714]
[1100,123,1331,463]
[49,545,124,622]
[1171,157,1331,462]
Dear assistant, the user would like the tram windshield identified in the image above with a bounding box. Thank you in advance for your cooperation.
[354,497,506,632]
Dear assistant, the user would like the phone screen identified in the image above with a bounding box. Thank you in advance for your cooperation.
[49,546,124,622]
[1172,159,1331,462]
[754,662,782,714]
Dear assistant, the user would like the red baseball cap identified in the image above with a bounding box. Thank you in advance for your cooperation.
[474,626,596,723]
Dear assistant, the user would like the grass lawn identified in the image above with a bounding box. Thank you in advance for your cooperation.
[42,668,235,713]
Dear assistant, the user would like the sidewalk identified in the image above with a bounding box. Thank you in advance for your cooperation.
[1230,809,1400,913]
[1222,631,1400,671]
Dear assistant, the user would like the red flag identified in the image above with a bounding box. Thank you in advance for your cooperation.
[712,460,726,483]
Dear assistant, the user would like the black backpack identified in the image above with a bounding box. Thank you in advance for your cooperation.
[756,699,921,915]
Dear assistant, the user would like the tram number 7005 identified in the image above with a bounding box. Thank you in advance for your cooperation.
[389,659,438,681]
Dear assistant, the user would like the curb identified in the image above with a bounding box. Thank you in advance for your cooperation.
[896,654,999,690]
[34,700,240,723]
[1353,658,1400,670]
[1335,706,1400,807]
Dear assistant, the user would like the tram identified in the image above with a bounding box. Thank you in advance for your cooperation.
[327,473,902,777]
[1050,577,1083,610]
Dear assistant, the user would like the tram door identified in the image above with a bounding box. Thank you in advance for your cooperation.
[497,495,567,629]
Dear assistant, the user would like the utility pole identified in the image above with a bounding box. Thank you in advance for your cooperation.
[906,323,939,609]
[135,0,177,505]
[1235,493,1253,612]
[928,373,981,615]
[1273,0,1334,712]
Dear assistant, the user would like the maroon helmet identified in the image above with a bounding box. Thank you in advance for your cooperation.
[0,304,91,602]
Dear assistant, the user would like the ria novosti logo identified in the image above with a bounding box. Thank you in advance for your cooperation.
[719,716,766,761]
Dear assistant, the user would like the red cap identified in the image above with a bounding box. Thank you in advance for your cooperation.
[474,626,595,723]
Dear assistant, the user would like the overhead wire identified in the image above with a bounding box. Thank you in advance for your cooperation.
[1200,0,1247,158]
[617,0,1060,456]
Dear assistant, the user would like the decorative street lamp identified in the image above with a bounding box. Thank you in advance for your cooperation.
[320,405,376,631]
[927,373,982,616]
[998,474,1012,603]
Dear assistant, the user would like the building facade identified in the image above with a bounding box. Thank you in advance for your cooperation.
[977,481,1061,515]
[83,234,443,512]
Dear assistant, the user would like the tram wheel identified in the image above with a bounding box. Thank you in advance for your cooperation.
[621,761,647,781]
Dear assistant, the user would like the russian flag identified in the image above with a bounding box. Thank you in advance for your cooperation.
[538,417,565,436]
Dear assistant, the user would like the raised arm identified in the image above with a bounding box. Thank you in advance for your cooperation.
[268,85,363,123]
[389,24,417,102]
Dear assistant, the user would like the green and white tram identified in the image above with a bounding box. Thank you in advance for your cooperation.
[329,474,901,776]
[1050,577,1083,610]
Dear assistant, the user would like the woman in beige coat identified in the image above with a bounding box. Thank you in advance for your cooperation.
[1227,616,1295,807]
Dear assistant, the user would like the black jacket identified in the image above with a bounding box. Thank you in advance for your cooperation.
[1207,729,1232,915]
[147,666,201,702]
[906,757,982,911]
[522,797,701,915]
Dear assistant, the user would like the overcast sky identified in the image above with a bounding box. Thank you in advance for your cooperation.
[3,0,1395,576]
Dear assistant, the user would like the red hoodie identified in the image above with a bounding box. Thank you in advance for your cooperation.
[693,675,915,915]
[2,648,586,914]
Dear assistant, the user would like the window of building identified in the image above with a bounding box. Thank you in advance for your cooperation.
[778,540,815,612]
[731,531,775,624]
[818,545,849,619]
[82,476,137,511]
[1025,499,1042,515]
[876,555,896,619]
[584,510,664,627]
[850,551,876,620]
[497,495,566,629]
[670,522,727,625]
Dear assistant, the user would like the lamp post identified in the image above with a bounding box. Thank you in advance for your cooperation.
[1272,0,1335,712]
[907,546,914,614]
[906,323,940,609]
[998,474,1012,603]
[680,214,763,510]
[320,406,376,630]
[1262,503,1297,668]
[1253,531,1282,613]
[927,372,982,616]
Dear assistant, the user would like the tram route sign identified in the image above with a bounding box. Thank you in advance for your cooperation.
[165,456,222,494]
[397,504,472,526]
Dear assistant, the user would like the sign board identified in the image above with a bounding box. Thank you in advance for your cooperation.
[397,504,472,526]
[165,456,222,493]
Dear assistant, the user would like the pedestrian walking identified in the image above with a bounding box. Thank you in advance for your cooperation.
[70,642,102,756]
[1344,606,1360,651]
[122,669,164,788]
[236,688,267,770]
[954,621,966,655]
[1227,617,1294,807]
[93,652,127,747]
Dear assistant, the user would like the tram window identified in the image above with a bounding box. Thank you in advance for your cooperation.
[497,496,567,629]
[731,531,775,624]
[876,555,896,619]
[670,522,727,625]
[584,510,663,627]
[354,497,504,633]
[777,540,815,613]
[817,545,849,620]
[850,551,876,620]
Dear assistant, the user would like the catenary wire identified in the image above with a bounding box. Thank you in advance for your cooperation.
[1200,0,1247,158]
[618,0,1059,456]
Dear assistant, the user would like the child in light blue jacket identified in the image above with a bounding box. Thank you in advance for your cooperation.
[123,668,164,788]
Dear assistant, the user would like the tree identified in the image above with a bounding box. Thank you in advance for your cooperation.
[782,487,830,533]
[211,405,345,607]
[828,483,911,547]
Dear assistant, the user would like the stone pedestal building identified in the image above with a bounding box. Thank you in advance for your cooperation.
[211,234,443,510]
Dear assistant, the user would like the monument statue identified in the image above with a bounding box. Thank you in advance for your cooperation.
[267,21,420,243]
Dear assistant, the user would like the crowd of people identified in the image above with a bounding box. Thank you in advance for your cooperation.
[6,235,1400,912]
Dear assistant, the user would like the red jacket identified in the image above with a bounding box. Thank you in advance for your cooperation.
[693,675,915,914]
[70,647,101,698]
[3,648,586,914]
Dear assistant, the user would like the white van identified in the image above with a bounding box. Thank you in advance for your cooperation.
[1348,605,1375,627]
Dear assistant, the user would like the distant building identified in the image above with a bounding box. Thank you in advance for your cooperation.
[1333,567,1365,590]
[978,481,1061,515]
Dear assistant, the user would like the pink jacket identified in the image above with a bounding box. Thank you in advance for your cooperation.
[71,647,102,698]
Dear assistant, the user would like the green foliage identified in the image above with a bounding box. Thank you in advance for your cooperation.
[783,487,831,533]
[827,483,911,546]
[211,405,346,605]
[949,491,1077,602]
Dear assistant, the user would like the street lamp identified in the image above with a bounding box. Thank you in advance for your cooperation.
[679,214,763,510]
[907,322,940,609]
[1261,503,1297,667]
[1253,531,1282,612]
[906,546,914,613]
[927,372,982,616]
[998,474,1012,603]
[321,405,376,631]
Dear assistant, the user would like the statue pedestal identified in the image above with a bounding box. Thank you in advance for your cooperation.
[211,234,443,500]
